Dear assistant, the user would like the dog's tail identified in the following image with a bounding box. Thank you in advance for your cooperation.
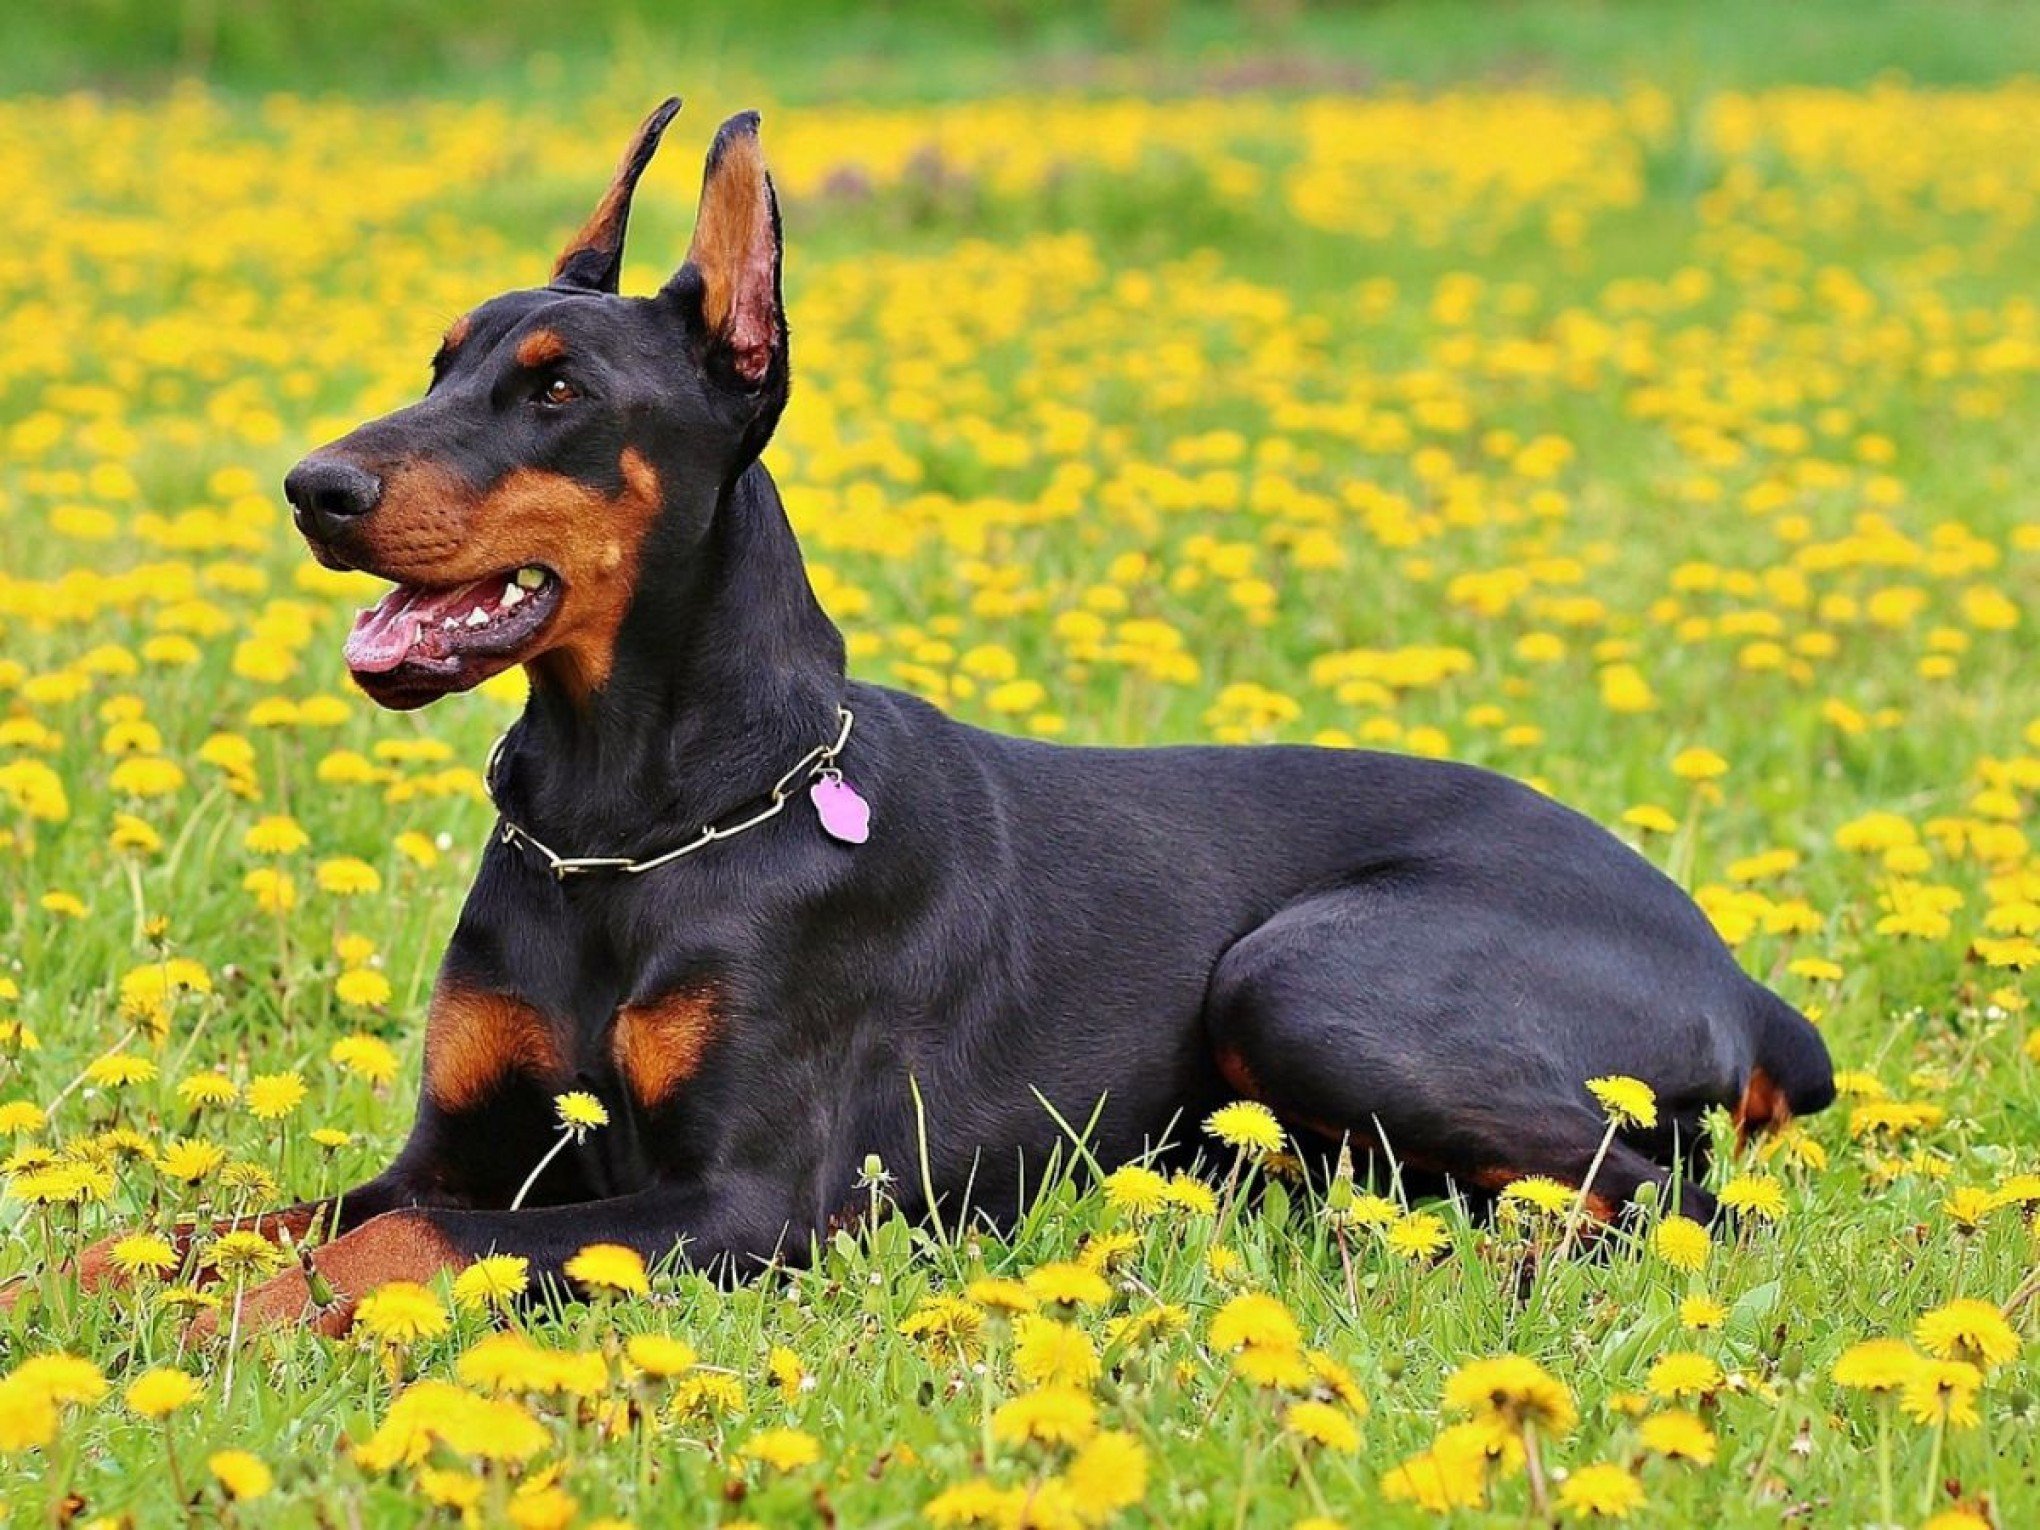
[1735,989,1836,1142]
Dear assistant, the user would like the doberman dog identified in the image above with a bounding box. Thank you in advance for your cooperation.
[78,101,1834,1332]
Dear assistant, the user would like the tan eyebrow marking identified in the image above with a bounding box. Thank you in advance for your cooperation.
[515,329,568,369]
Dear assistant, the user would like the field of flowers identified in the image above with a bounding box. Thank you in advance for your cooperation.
[2,55,2039,1529]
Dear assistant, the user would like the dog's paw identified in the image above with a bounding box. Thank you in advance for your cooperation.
[191,1264,358,1342]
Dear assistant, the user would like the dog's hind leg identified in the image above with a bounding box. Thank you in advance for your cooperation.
[1203,886,1721,1223]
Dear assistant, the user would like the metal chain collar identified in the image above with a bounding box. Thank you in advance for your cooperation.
[483,706,855,880]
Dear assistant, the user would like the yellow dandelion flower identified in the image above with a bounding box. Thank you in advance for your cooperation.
[1013,1315,1101,1389]
[207,1449,273,1501]
[205,1230,289,1283]
[0,1377,58,1453]
[1101,1163,1170,1218]
[0,1101,45,1135]
[1023,1261,1111,1307]
[1498,1176,1575,1218]
[1385,1211,1451,1260]
[335,968,393,1008]
[1900,1359,1982,1428]
[124,1368,202,1419]
[12,1354,108,1406]
[1638,1410,1717,1465]
[176,1073,239,1108]
[452,1254,530,1313]
[1210,1293,1301,1353]
[990,1386,1097,1448]
[964,1277,1036,1315]
[767,1345,806,1402]
[555,1091,610,1137]
[1557,1461,1645,1520]
[329,1033,398,1084]
[738,1427,821,1472]
[156,1137,228,1182]
[315,857,381,896]
[1442,1355,1577,1438]
[563,1242,648,1297]
[1283,1398,1361,1452]
[1645,1351,1723,1400]
[108,1232,178,1279]
[1586,1075,1657,1129]
[1717,1173,1787,1222]
[244,1071,306,1120]
[1065,1430,1148,1517]
[1913,1299,2021,1371]
[355,1281,449,1345]
[1678,1294,1727,1332]
[242,814,309,855]
[899,1296,987,1361]
[622,1334,696,1380]
[1204,1100,1284,1156]
[1651,1216,1710,1273]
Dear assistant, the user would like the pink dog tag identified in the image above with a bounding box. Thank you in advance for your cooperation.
[810,776,871,844]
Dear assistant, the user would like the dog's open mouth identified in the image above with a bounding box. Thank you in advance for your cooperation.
[343,566,562,705]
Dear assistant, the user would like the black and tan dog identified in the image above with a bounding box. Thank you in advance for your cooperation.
[90,101,1833,1330]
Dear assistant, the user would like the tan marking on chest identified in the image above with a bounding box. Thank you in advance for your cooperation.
[424,983,565,1112]
[611,984,725,1106]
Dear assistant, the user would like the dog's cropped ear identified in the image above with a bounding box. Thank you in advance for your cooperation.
[667,112,784,389]
[551,97,682,292]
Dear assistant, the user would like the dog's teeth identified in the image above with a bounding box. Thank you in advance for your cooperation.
[464,607,490,628]
[442,616,459,630]
[500,582,525,608]
[515,566,545,590]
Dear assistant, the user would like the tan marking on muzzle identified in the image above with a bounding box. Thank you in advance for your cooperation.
[358,449,664,702]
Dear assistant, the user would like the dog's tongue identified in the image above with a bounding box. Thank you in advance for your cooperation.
[344,582,484,673]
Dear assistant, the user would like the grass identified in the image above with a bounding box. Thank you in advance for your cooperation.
[2,5,2040,1526]
[14,0,2040,98]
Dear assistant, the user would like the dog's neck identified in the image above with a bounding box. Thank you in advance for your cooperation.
[492,459,847,853]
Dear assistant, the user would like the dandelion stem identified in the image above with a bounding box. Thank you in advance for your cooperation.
[1231,1432,1262,1530]
[161,1420,194,1526]
[908,1072,947,1249]
[1552,1119,1619,1267]
[1875,1396,1895,1530]
[1920,1415,1946,1520]
[1286,1436,1332,1519]
[1998,1262,2040,1321]
[510,1128,574,1211]
[224,1282,245,1394]
[124,856,149,946]
[1521,1422,1549,1518]
[43,1023,140,1116]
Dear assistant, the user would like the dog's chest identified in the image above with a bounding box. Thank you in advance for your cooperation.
[422,966,731,1118]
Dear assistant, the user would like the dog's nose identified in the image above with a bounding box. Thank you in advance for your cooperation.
[284,456,382,543]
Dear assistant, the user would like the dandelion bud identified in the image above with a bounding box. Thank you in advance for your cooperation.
[1631,1180,1659,1209]
[862,1153,885,1181]
[304,1262,337,1308]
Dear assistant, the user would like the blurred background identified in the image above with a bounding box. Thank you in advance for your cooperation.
[15,0,2040,99]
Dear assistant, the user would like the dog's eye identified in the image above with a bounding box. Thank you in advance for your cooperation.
[535,377,580,408]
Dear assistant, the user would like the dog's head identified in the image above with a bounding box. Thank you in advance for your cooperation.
[285,101,787,709]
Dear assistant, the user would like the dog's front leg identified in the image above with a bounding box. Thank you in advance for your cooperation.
[12,1167,426,1311]
[210,1176,791,1337]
